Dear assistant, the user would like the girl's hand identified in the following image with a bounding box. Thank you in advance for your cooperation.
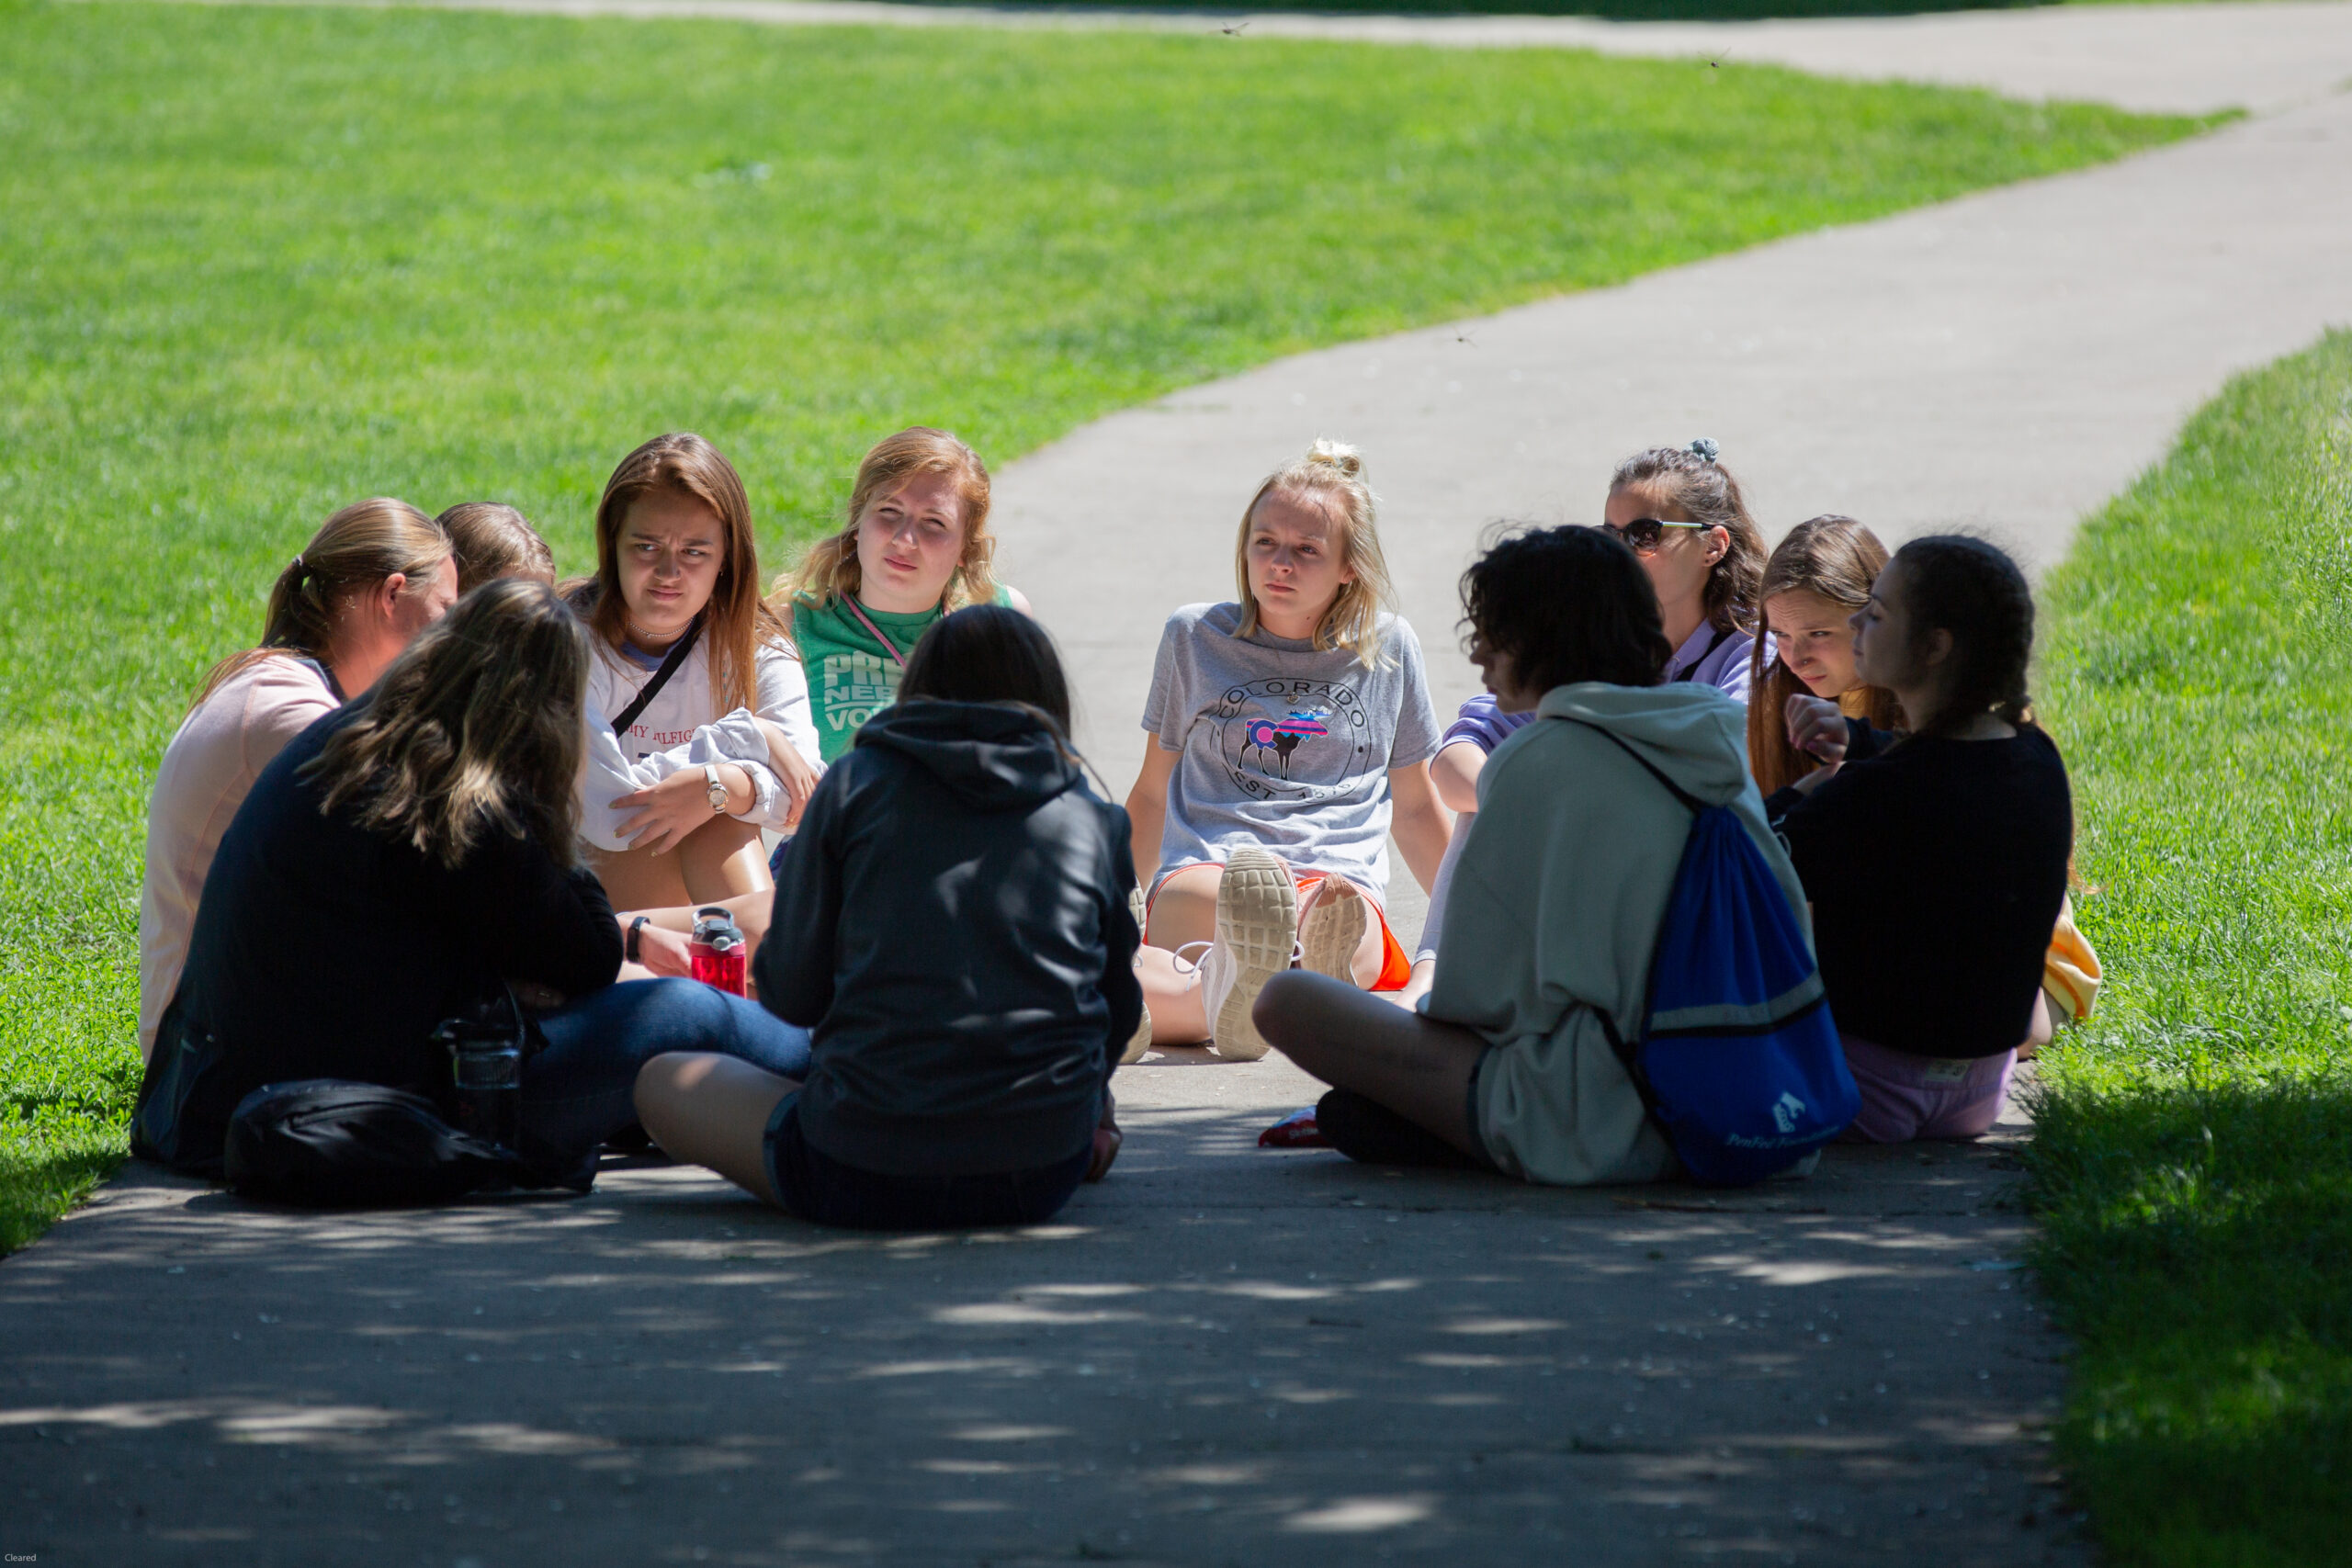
[1784,694,1849,764]
[633,921,695,978]
[611,765,750,854]
[1086,1089,1122,1183]
[509,980,567,1011]
[754,719,822,829]
[1783,694,1849,795]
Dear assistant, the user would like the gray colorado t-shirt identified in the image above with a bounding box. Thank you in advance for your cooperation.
[1140,602,1442,897]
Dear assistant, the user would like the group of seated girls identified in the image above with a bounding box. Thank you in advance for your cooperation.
[131,422,2092,1228]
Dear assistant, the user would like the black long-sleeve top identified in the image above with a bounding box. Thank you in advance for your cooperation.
[144,704,622,1164]
[1767,722,2071,1059]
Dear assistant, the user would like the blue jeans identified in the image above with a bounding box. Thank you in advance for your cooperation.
[520,979,810,1169]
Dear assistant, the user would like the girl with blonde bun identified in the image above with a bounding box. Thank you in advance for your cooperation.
[137,498,458,1060]
[1124,439,1450,1061]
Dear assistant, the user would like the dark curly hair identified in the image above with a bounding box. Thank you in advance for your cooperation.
[1460,525,1671,694]
[1890,535,2037,738]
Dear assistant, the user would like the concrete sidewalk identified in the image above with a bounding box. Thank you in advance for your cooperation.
[147,0,2352,117]
[5,1061,2070,1565]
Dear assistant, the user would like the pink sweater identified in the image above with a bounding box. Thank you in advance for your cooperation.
[138,656,339,1055]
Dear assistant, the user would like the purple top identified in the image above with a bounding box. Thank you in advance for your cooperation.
[1439,692,1533,756]
[1664,621,1767,704]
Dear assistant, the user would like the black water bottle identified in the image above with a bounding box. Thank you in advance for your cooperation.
[436,1017,523,1153]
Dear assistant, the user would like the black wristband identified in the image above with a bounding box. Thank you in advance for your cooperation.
[627,914,650,964]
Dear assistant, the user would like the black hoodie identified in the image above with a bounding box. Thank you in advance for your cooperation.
[753,699,1142,1176]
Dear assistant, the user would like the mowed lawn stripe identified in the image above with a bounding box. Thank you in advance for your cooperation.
[0,0,2204,1247]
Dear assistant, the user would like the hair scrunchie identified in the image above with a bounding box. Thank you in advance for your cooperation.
[1688,437,1721,464]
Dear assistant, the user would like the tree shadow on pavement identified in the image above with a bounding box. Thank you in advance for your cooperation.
[0,1100,2086,1563]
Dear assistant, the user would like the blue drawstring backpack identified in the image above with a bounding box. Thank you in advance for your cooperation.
[1563,719,1858,1185]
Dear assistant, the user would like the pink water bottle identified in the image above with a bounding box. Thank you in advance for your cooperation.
[688,906,747,996]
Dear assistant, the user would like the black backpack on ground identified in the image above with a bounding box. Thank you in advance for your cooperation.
[221,1079,590,1208]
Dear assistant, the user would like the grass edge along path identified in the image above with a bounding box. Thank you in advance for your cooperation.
[2028,329,2352,1568]
[0,1,2210,1250]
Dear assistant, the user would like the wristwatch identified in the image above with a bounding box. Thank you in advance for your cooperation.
[704,762,730,815]
[626,915,650,964]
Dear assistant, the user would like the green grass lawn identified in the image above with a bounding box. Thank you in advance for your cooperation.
[0,0,2201,1250]
[2030,331,2352,1567]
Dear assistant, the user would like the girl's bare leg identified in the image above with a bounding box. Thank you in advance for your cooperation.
[2016,990,2055,1062]
[586,843,692,911]
[1145,863,1221,951]
[675,814,771,901]
[1254,970,1488,1157]
[591,817,769,912]
[633,1053,797,1204]
[1136,945,1209,1044]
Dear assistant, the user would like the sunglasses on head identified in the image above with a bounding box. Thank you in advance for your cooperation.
[1600,517,1711,556]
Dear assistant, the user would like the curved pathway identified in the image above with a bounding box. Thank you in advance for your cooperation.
[998,34,2352,793]
[161,0,2352,116]
[7,8,2350,1565]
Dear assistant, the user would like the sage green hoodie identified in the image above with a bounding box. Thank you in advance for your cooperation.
[1428,682,1811,1186]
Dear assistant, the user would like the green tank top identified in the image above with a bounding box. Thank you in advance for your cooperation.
[791,584,1017,763]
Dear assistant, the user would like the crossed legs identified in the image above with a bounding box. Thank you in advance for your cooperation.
[1252,969,1489,1160]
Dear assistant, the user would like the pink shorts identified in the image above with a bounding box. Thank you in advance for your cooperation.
[1839,1033,2016,1144]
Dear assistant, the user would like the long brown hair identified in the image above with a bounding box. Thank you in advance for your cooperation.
[775,426,998,617]
[303,579,590,870]
[192,499,449,707]
[1747,515,1904,794]
[581,434,784,716]
[1233,438,1396,668]
[1610,441,1768,636]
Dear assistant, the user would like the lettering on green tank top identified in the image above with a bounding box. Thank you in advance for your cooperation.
[796,584,1015,762]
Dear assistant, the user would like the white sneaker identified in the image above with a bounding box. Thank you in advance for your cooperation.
[1206,847,1299,1062]
[1298,877,1368,984]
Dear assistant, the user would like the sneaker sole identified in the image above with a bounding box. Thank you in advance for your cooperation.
[1298,880,1368,985]
[1213,848,1297,1062]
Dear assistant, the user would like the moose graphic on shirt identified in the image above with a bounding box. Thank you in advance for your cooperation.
[1242,709,1329,780]
[1207,679,1372,802]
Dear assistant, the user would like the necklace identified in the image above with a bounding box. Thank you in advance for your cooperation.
[626,616,685,651]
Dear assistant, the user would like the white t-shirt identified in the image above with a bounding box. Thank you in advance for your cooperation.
[579,634,823,852]
[138,655,340,1056]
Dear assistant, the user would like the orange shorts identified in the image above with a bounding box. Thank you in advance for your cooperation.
[1147,864,1413,992]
